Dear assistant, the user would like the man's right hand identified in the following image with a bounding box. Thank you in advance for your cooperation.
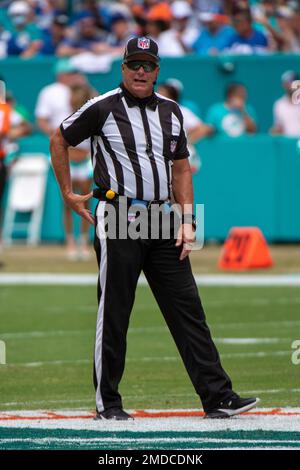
[63,191,95,225]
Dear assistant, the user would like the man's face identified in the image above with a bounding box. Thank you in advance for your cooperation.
[228,87,247,109]
[10,13,29,29]
[122,53,159,98]
[283,81,293,97]
[232,14,252,36]
[59,72,87,87]
[79,17,96,38]
[112,19,128,38]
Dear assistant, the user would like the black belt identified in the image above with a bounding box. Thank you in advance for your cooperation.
[92,188,168,208]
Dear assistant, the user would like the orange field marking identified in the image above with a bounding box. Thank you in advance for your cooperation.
[0,408,300,421]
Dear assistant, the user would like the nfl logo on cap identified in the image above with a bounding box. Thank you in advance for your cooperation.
[138,37,150,50]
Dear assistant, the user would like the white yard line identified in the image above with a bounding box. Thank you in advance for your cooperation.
[1,273,300,286]
[1,388,300,409]
[0,329,290,345]
[1,349,292,368]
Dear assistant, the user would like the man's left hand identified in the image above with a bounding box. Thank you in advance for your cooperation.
[176,223,196,261]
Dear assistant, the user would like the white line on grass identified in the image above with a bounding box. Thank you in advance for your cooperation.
[1,389,300,408]
[2,350,291,369]
[0,329,290,345]
[2,273,300,286]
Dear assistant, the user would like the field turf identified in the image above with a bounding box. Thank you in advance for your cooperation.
[0,284,299,411]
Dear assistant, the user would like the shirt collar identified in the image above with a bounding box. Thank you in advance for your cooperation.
[120,83,158,111]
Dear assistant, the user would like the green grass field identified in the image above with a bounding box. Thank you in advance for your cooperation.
[0,284,299,411]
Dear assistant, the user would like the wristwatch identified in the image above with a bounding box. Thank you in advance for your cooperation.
[182,214,197,231]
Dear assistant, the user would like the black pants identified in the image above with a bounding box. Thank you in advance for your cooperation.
[93,200,233,412]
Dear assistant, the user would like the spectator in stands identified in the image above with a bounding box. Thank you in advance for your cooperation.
[56,13,106,57]
[146,3,187,56]
[206,83,257,137]
[33,0,69,31]
[39,13,69,55]
[170,1,199,50]
[63,82,96,261]
[105,12,135,48]
[158,81,213,172]
[132,0,172,36]
[35,59,95,259]
[270,70,300,137]
[35,59,86,138]
[224,8,269,53]
[6,0,43,57]
[192,12,234,55]
[5,90,32,149]
[193,0,227,14]
[83,11,136,57]
[0,87,32,267]
[277,4,300,52]
[161,77,202,117]
[251,0,287,51]
[71,0,111,32]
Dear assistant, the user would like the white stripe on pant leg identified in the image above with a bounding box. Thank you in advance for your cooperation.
[95,202,107,412]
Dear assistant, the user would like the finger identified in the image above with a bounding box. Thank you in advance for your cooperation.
[81,191,93,202]
[175,226,183,247]
[81,210,95,226]
[175,237,182,247]
[179,244,193,261]
[179,248,188,261]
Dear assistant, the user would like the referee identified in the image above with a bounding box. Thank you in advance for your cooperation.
[50,37,259,420]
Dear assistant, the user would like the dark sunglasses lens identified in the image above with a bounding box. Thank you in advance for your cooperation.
[126,61,156,72]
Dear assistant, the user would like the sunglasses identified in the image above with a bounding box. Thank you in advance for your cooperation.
[125,61,157,72]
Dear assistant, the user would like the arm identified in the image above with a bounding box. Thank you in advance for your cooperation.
[50,128,94,224]
[270,102,283,135]
[172,158,196,260]
[242,110,257,134]
[21,40,43,58]
[37,117,54,137]
[269,124,283,135]
[255,16,287,51]
[56,44,87,56]
[229,99,257,134]
[8,121,32,139]
[188,123,214,143]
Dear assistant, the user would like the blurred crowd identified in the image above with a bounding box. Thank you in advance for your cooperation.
[1,0,300,59]
[1,0,300,256]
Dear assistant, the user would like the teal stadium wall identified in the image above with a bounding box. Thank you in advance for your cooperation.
[1,55,300,241]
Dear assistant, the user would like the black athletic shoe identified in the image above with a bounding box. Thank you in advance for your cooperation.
[204,396,260,419]
[94,407,134,421]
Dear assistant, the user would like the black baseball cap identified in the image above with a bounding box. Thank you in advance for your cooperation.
[123,37,159,63]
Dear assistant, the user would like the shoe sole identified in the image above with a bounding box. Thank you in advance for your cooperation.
[204,398,260,419]
[94,415,134,421]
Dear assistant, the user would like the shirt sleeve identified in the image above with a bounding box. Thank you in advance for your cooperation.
[173,104,190,161]
[60,98,101,147]
[181,106,202,132]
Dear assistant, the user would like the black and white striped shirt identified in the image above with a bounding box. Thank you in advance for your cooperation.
[60,83,189,201]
